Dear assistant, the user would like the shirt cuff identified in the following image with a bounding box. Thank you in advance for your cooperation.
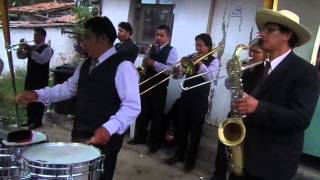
[198,64,208,73]
[102,119,121,136]
[35,89,47,105]
[153,61,161,72]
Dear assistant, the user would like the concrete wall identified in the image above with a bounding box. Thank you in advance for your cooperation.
[101,0,131,31]
[208,0,263,125]
[166,0,213,112]
[100,0,320,119]
[101,0,213,112]
[0,26,76,74]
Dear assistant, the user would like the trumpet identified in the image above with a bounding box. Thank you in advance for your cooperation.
[6,39,34,52]
[139,44,225,95]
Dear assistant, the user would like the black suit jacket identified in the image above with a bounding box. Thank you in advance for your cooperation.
[115,38,139,63]
[242,52,320,180]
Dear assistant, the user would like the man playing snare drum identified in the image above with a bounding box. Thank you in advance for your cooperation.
[16,17,141,180]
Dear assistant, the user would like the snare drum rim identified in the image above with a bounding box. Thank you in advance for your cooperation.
[21,142,102,169]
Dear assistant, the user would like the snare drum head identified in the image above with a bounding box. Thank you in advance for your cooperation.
[1,131,47,146]
[22,142,101,164]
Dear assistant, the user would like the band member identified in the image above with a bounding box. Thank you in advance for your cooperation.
[16,17,141,180]
[128,25,178,153]
[115,22,139,63]
[232,10,320,180]
[17,27,53,129]
[209,39,268,180]
[166,33,220,172]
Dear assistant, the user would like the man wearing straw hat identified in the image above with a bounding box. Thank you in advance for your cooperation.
[233,9,320,180]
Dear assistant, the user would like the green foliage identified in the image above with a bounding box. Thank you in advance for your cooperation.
[72,6,94,39]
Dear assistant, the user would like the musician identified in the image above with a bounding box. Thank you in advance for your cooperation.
[128,25,178,153]
[16,27,53,129]
[232,10,320,180]
[115,22,139,63]
[166,33,220,172]
[16,17,141,180]
[209,39,268,180]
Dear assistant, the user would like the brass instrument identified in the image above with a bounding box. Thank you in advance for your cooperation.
[180,44,224,75]
[6,39,34,52]
[218,38,262,176]
[139,44,225,95]
[138,43,153,77]
[180,61,263,91]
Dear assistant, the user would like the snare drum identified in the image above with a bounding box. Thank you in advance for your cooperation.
[21,142,104,180]
[0,131,48,180]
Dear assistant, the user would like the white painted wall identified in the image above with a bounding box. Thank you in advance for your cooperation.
[279,0,320,60]
[0,26,76,74]
[101,0,131,30]
[166,0,212,112]
[208,0,263,125]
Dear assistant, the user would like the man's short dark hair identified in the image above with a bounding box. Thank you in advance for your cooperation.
[118,22,133,35]
[157,25,171,36]
[84,16,117,44]
[195,33,213,50]
[35,27,46,37]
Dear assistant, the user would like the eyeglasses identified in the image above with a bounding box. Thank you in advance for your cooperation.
[260,26,280,33]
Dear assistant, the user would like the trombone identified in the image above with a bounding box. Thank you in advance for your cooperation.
[180,38,263,91]
[180,61,263,91]
[140,44,225,95]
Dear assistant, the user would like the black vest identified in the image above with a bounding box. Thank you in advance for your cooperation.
[25,44,51,90]
[73,53,124,137]
[141,44,173,92]
[181,55,215,97]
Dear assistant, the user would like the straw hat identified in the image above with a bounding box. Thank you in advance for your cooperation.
[256,9,311,46]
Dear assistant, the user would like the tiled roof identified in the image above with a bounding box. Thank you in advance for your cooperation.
[47,15,77,24]
[9,2,75,14]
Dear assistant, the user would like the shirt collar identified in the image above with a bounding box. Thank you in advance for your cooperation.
[96,46,117,65]
[160,42,168,49]
[267,49,291,72]
[36,42,45,48]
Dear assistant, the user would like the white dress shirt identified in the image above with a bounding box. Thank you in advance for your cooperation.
[153,43,178,74]
[36,47,141,135]
[266,49,291,75]
[17,42,53,64]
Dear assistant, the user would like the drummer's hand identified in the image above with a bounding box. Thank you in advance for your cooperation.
[88,127,111,145]
[16,91,38,105]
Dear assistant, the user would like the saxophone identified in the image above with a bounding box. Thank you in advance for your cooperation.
[218,40,263,176]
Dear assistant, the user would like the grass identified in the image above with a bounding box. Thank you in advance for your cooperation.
[0,68,28,125]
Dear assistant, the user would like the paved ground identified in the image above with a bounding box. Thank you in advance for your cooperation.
[36,112,205,180]
[26,112,320,180]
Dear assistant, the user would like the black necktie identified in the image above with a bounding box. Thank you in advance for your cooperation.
[263,61,271,79]
[89,60,97,74]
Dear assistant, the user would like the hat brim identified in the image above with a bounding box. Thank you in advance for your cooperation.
[256,9,311,46]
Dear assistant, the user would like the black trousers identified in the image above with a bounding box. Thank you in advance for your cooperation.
[72,134,124,180]
[134,87,167,148]
[175,95,208,165]
[211,141,228,180]
[26,102,44,125]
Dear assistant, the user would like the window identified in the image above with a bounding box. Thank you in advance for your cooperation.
[133,4,174,51]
